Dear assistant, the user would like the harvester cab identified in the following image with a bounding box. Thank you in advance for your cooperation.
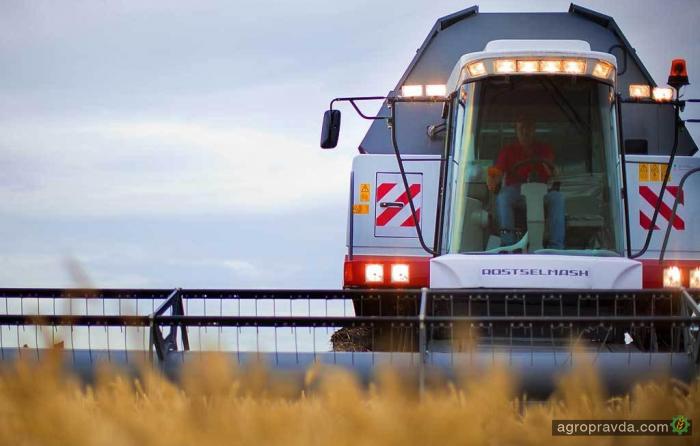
[427,40,637,288]
[323,36,700,292]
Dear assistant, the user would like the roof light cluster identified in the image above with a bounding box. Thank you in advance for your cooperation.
[628,84,675,102]
[464,58,613,80]
[400,84,447,98]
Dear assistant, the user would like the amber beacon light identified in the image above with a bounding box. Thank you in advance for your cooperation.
[667,59,689,90]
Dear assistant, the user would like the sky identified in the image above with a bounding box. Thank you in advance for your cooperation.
[0,0,699,289]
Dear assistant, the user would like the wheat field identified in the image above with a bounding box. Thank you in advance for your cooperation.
[0,353,696,446]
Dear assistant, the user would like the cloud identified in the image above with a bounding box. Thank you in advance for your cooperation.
[0,119,355,217]
[0,0,697,294]
[221,259,262,278]
[0,253,75,287]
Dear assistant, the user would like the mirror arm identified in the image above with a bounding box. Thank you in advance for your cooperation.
[349,100,386,120]
[330,96,388,120]
[329,94,450,119]
[325,93,450,253]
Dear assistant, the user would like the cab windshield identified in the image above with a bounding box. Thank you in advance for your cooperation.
[445,75,623,255]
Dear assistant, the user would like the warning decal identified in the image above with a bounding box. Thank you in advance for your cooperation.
[359,183,371,203]
[375,183,421,227]
[374,172,423,238]
[638,163,670,182]
[353,204,369,215]
[638,185,684,231]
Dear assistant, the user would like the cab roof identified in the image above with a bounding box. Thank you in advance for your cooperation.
[357,4,697,157]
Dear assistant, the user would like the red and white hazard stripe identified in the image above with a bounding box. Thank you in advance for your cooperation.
[375,182,422,227]
[638,185,684,230]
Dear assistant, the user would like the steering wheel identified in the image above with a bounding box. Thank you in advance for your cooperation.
[507,157,556,183]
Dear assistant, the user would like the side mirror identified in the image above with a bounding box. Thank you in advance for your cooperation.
[320,109,341,149]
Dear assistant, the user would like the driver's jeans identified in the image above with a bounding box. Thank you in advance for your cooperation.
[496,184,565,249]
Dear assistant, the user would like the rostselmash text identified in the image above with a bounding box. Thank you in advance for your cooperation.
[481,268,590,277]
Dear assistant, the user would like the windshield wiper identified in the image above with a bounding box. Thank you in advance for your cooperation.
[538,77,591,136]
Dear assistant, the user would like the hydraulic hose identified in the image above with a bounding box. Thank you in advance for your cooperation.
[659,166,700,261]
[389,101,437,256]
[630,105,681,259]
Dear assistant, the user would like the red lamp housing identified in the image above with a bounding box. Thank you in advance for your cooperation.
[667,58,689,90]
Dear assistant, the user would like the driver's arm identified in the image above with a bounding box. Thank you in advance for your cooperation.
[486,167,503,192]
[541,146,558,178]
[487,148,509,192]
[543,164,560,178]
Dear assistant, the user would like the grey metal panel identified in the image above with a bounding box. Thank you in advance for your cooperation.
[622,103,697,155]
[568,4,656,86]
[392,6,480,92]
[358,5,698,156]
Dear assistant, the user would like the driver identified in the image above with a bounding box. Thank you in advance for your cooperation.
[486,115,565,249]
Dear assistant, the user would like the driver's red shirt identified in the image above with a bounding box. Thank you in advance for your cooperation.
[494,142,555,186]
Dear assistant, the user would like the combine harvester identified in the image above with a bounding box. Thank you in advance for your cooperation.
[1,4,699,396]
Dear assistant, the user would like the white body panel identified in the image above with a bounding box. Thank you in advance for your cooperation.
[484,39,592,52]
[348,153,700,287]
[625,155,700,260]
[347,154,440,257]
[431,254,641,289]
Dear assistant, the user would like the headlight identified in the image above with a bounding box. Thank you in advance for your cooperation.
[495,59,516,74]
[467,61,487,77]
[516,60,539,73]
[400,84,447,98]
[365,264,384,283]
[690,267,700,289]
[390,264,410,284]
[540,60,563,73]
[563,60,586,74]
[629,84,651,99]
[592,62,613,79]
[425,84,447,97]
[652,87,674,102]
[663,266,682,288]
[400,85,423,98]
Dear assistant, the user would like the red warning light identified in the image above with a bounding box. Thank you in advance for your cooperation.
[667,59,689,89]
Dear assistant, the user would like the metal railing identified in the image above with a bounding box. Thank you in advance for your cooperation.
[0,287,697,394]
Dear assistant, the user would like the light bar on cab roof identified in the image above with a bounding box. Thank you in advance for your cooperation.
[467,61,487,77]
[400,84,447,98]
[460,57,611,84]
[516,60,539,73]
[592,62,613,79]
[540,60,562,73]
[563,60,586,74]
[495,59,516,74]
